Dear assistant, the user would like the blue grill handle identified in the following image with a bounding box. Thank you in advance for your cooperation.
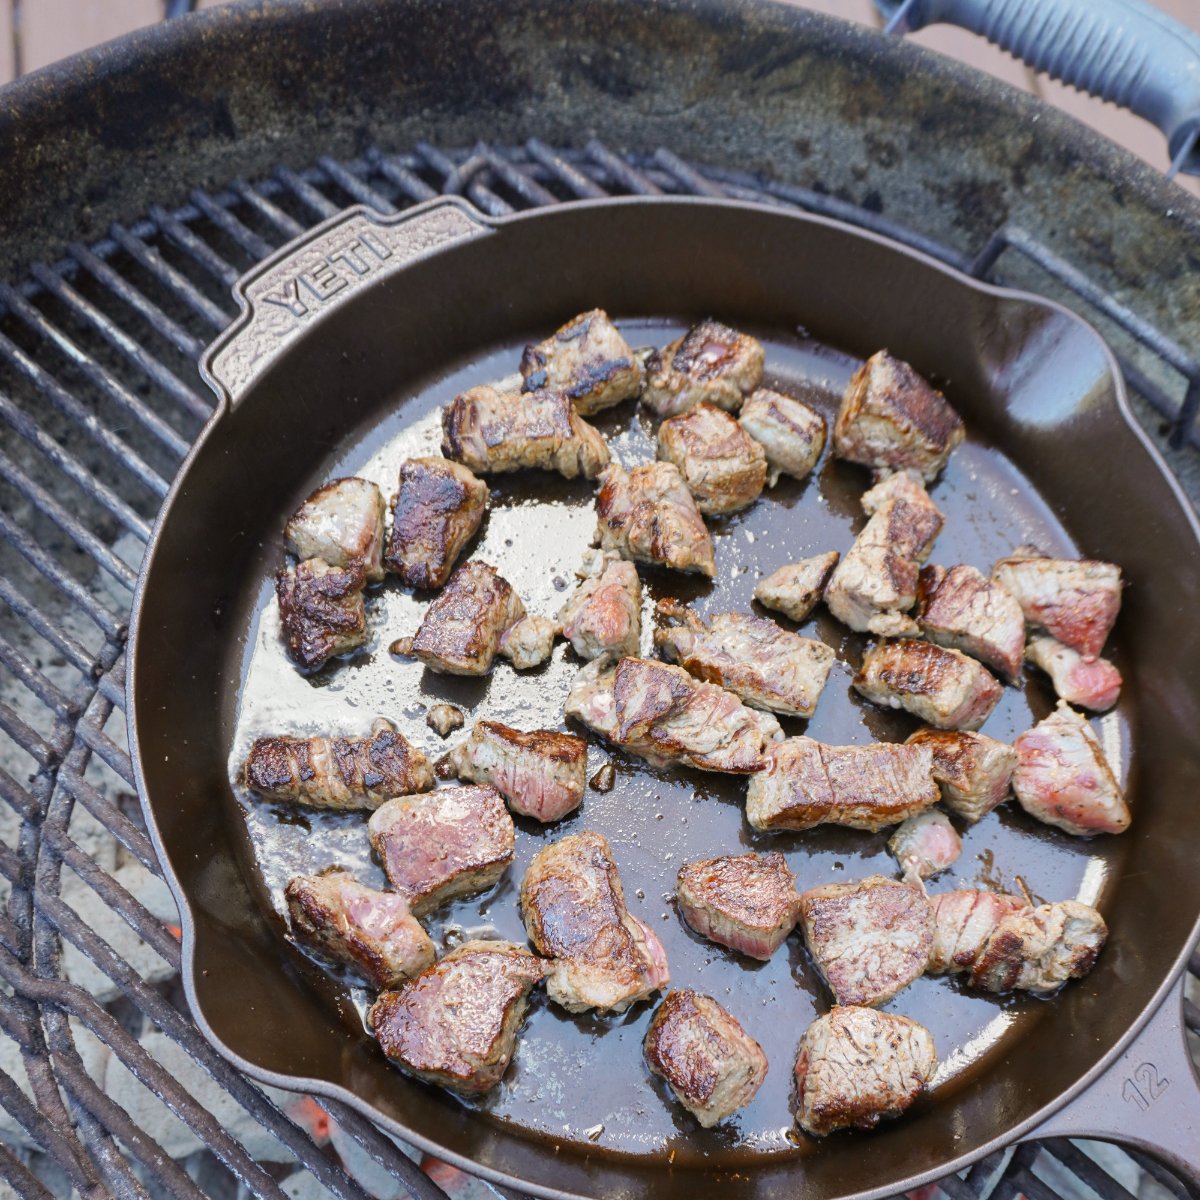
[876,0,1200,176]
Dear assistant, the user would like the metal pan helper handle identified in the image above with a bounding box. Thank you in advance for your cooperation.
[201,197,492,404]
[876,0,1200,176]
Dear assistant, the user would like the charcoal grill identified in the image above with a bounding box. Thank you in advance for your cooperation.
[0,2,1197,1198]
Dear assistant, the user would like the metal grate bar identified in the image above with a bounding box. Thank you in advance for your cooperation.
[524,138,607,199]
[317,156,398,214]
[583,140,663,195]
[274,165,341,221]
[0,572,111,682]
[0,633,78,720]
[110,223,232,331]
[230,178,307,240]
[367,149,440,204]
[57,764,159,871]
[148,204,241,289]
[188,189,276,262]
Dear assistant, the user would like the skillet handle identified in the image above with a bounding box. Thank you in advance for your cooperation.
[1022,979,1200,1189]
[201,197,492,404]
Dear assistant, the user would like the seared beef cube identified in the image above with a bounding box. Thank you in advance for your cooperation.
[520,309,642,415]
[655,602,835,719]
[369,940,543,1095]
[285,870,434,989]
[753,552,839,622]
[242,718,433,810]
[641,319,764,418]
[1025,634,1122,712]
[738,387,827,485]
[442,385,610,479]
[854,640,1003,731]
[916,563,1025,683]
[906,728,1016,823]
[656,402,767,515]
[1011,700,1129,835]
[520,831,669,1013]
[676,851,801,959]
[276,558,367,671]
[794,1007,936,1137]
[746,736,939,832]
[594,462,716,577]
[798,875,932,1007]
[385,457,488,590]
[557,549,642,661]
[833,350,964,481]
[497,613,557,669]
[991,547,1122,659]
[644,990,768,1127]
[926,889,1024,975]
[445,721,587,823]
[825,472,943,636]
[887,811,962,880]
[285,477,386,582]
[367,784,516,915]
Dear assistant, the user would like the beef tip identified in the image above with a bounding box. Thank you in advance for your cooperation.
[655,601,835,719]
[384,457,488,590]
[676,851,801,960]
[441,384,610,479]
[887,811,962,880]
[242,718,433,809]
[275,558,367,671]
[1025,634,1122,712]
[285,477,386,582]
[991,547,1122,659]
[594,462,716,577]
[746,736,939,832]
[557,548,642,661]
[641,319,764,418]
[798,875,933,1007]
[925,889,1024,974]
[369,940,543,1095]
[520,831,669,1013]
[825,472,944,636]
[444,721,587,823]
[916,563,1025,683]
[497,613,557,670]
[644,990,768,1127]
[854,640,1003,731]
[367,784,515,915]
[738,387,827,485]
[520,309,643,415]
[1011,700,1130,835]
[656,402,767,515]
[905,728,1016,823]
[794,1006,937,1137]
[753,552,839,622]
[285,870,435,989]
[426,703,465,739]
[833,350,964,481]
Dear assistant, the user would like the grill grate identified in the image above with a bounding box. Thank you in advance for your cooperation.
[0,141,1196,1200]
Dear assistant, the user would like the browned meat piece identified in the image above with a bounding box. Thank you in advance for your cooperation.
[369,940,543,1095]
[746,736,939,832]
[644,990,768,1127]
[445,721,587,823]
[367,784,516,915]
[242,718,433,810]
[738,387,827,485]
[1025,635,1122,712]
[640,319,764,418]
[794,1006,937,1137]
[887,811,962,880]
[825,473,944,636]
[905,728,1016,823]
[557,549,642,661]
[384,457,488,590]
[991,547,1122,659]
[441,384,610,479]
[1011,701,1130,835]
[496,613,557,669]
[564,656,781,774]
[285,477,386,582]
[928,889,1108,992]
[916,563,1025,683]
[833,350,964,481]
[753,552,839,622]
[655,602,835,719]
[426,703,465,738]
[276,558,367,671]
[676,851,801,960]
[594,462,716,577]
[285,870,435,989]
[798,875,933,1007]
[656,402,767,515]
[853,640,1003,731]
[520,831,669,1013]
[519,309,643,415]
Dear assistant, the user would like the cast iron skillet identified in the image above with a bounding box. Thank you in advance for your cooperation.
[127,197,1200,1199]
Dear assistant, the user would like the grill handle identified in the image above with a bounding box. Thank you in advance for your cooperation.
[877,0,1200,176]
